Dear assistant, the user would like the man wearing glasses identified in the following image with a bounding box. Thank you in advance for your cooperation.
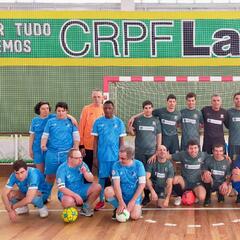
[56,149,101,217]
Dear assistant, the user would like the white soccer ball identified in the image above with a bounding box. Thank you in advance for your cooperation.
[116,209,130,223]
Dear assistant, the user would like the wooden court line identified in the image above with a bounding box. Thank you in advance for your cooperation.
[1,207,240,213]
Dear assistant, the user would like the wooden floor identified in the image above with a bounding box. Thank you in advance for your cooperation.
[1,177,240,240]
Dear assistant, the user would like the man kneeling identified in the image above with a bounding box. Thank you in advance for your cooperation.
[146,145,174,208]
[2,160,50,222]
[56,149,101,217]
[104,146,146,220]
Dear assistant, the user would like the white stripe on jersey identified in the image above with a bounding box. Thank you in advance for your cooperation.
[139,176,146,184]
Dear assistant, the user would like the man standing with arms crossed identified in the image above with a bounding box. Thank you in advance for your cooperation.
[79,89,104,171]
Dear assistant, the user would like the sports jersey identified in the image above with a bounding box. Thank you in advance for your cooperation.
[146,160,174,188]
[56,161,91,193]
[172,151,208,184]
[29,113,55,152]
[180,108,203,150]
[92,116,126,162]
[42,117,79,151]
[111,160,146,201]
[79,104,104,150]
[153,107,181,136]
[201,106,227,149]
[6,167,49,194]
[133,115,161,155]
[203,156,231,185]
[226,108,240,145]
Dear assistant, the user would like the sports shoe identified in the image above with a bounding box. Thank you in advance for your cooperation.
[217,193,225,203]
[236,194,240,203]
[38,205,48,218]
[112,209,117,220]
[142,196,150,206]
[79,206,94,217]
[204,197,211,207]
[15,206,29,215]
[174,196,182,206]
[94,201,105,211]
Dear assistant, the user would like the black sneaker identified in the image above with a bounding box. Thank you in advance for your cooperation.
[142,196,150,206]
[217,193,225,203]
[204,197,211,207]
[112,209,116,220]
[236,194,240,203]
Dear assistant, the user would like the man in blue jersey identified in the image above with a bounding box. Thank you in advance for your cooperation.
[41,102,80,191]
[1,160,50,222]
[104,145,146,220]
[56,149,101,217]
[92,100,126,210]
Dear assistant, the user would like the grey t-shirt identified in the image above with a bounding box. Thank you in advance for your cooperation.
[133,115,161,155]
[226,108,240,145]
[172,151,208,183]
[146,160,174,188]
[153,107,181,136]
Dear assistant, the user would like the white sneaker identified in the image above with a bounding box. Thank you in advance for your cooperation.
[15,206,29,215]
[38,205,48,218]
[174,196,182,206]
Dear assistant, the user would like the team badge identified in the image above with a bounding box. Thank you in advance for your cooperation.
[220,114,224,118]
[112,170,116,175]
[57,178,62,184]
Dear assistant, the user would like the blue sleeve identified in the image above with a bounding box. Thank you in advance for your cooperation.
[28,169,40,190]
[92,119,98,136]
[137,161,146,177]
[43,119,51,135]
[119,119,126,137]
[56,166,66,189]
[111,162,120,180]
[5,173,17,189]
[29,118,35,134]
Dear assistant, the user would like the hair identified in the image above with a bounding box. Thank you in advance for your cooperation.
[55,102,68,111]
[68,148,81,158]
[103,100,114,107]
[167,94,176,101]
[142,100,153,109]
[234,92,240,99]
[186,139,200,149]
[12,160,27,172]
[186,92,196,100]
[212,143,225,151]
[92,89,103,95]
[119,145,135,159]
[34,101,51,115]
[211,94,221,99]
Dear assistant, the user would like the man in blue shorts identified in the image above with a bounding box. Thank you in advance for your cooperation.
[1,160,50,222]
[104,145,146,220]
[41,102,80,192]
[92,100,126,210]
[56,149,101,216]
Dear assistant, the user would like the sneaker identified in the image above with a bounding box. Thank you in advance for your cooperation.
[94,201,105,211]
[174,196,182,206]
[142,196,150,206]
[112,209,117,220]
[204,197,211,207]
[38,205,48,218]
[79,206,94,217]
[236,194,240,203]
[217,193,225,203]
[15,206,29,215]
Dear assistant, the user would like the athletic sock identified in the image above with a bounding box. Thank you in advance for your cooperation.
[173,184,184,197]
[106,197,119,209]
[98,178,106,202]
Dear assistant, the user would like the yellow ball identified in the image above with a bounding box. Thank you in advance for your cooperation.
[61,207,78,223]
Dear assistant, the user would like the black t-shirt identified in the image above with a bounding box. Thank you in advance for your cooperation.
[201,106,227,142]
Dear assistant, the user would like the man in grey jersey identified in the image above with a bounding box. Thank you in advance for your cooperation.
[180,92,203,151]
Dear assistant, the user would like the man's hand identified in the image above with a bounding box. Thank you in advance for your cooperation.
[150,191,158,201]
[162,198,169,208]
[148,154,157,164]
[80,148,86,157]
[127,200,135,212]
[117,201,126,214]
[41,145,47,152]
[8,209,17,222]
[74,194,83,206]
[80,166,87,174]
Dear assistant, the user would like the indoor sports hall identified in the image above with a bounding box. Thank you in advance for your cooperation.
[1,0,240,239]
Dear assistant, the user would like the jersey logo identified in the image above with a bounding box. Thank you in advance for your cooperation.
[112,170,116,176]
[220,114,224,119]
[57,178,62,184]
[152,121,156,126]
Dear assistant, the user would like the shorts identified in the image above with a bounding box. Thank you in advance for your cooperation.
[45,149,69,175]
[135,153,153,168]
[153,185,166,199]
[123,194,142,206]
[99,161,115,178]
[58,183,92,201]
[184,179,202,190]
[232,181,240,193]
[162,134,179,154]
[33,150,45,165]
[228,145,240,161]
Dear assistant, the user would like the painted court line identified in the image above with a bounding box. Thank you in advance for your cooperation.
[212,223,225,227]
[187,224,201,228]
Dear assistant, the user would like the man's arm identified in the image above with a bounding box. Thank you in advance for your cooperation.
[67,114,78,127]
[128,112,144,128]
[29,133,34,159]
[12,189,38,210]
[72,130,80,149]
[163,178,173,207]
[41,134,48,151]
[146,172,158,201]
[80,166,94,182]
[156,133,162,149]
[93,136,98,168]
[113,179,126,213]
[78,107,87,150]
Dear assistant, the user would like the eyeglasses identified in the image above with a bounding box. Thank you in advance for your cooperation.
[71,156,83,160]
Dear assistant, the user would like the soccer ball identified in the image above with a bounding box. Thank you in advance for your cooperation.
[61,207,78,223]
[116,209,130,223]
[181,190,196,206]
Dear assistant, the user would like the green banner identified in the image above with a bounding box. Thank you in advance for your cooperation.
[0,18,240,58]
